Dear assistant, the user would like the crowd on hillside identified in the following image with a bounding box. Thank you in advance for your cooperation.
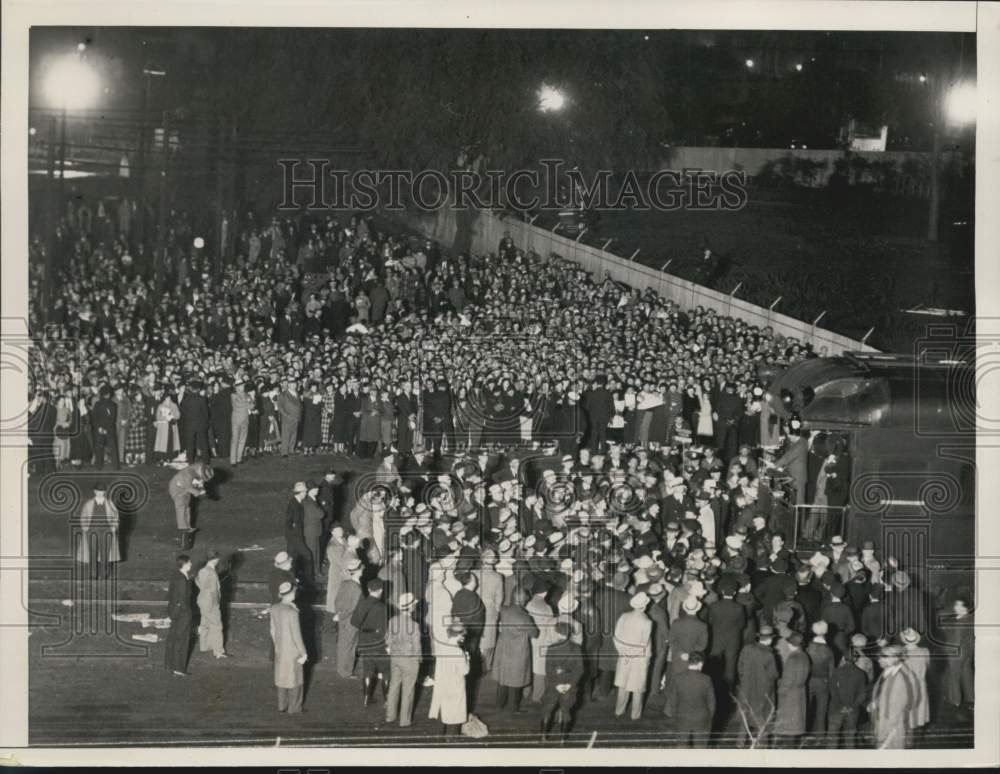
[31,196,974,748]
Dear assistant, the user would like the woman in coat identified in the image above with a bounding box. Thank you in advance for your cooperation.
[321,383,337,450]
[269,583,308,713]
[153,393,180,462]
[300,383,324,454]
[393,383,417,456]
[196,552,227,658]
[377,389,395,455]
[493,589,539,712]
[614,593,653,720]
[358,388,382,459]
[428,624,470,738]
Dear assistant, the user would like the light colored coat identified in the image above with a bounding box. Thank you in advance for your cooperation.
[428,637,469,725]
[903,646,931,728]
[269,601,306,689]
[614,608,652,693]
[526,594,558,676]
[325,538,352,611]
[474,566,505,651]
[872,663,918,748]
[74,497,121,564]
[196,564,224,654]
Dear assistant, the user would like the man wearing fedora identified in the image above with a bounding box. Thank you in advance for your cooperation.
[385,592,423,727]
[168,461,212,551]
[540,621,584,743]
[285,481,312,580]
[74,482,121,580]
[736,625,779,747]
[613,591,653,720]
[870,644,920,749]
[269,580,308,714]
[334,557,365,679]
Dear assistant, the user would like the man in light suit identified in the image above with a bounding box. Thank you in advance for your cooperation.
[870,644,919,749]
[269,581,308,713]
[277,379,302,457]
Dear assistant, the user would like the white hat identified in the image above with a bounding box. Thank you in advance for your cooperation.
[292,481,307,494]
[549,531,565,545]
[560,558,574,572]
[274,551,291,566]
[901,627,921,644]
[558,595,579,614]
[682,596,702,614]
[278,581,294,596]
[809,552,831,569]
[571,569,586,584]
[498,539,512,553]
[812,620,829,636]
[635,555,654,570]
[648,582,665,598]
[630,592,650,610]
[398,592,417,611]
[523,535,537,549]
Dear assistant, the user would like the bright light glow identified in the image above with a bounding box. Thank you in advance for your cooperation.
[918,74,927,83]
[29,127,37,136]
[795,63,803,72]
[45,55,100,110]
[538,83,567,113]
[193,237,205,249]
[944,81,976,125]
[77,42,87,52]
[745,59,754,68]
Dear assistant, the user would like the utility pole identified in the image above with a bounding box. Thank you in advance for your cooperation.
[155,111,170,294]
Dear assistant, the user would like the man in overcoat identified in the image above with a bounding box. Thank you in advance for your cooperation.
[269,581,308,713]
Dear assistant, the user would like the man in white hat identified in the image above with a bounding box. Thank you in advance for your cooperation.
[869,644,920,749]
[269,580,308,714]
[269,551,297,603]
[285,481,311,577]
[385,592,423,727]
[669,596,708,682]
[333,557,364,679]
[475,546,506,674]
[325,526,353,613]
[613,592,653,720]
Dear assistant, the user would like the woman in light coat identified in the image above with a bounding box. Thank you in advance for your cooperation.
[324,527,354,612]
[196,552,226,658]
[428,624,470,738]
[153,394,181,461]
[614,593,653,720]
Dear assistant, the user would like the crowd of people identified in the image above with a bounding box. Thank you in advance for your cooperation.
[32,196,974,748]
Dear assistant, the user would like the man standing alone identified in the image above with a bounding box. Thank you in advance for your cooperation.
[269,581,308,714]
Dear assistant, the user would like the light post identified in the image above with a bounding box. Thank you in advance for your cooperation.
[42,49,100,307]
[928,79,975,242]
[136,64,166,257]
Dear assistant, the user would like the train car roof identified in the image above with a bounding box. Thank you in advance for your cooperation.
[764,352,972,433]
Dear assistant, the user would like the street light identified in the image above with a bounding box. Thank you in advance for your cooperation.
[44,54,100,111]
[538,83,567,113]
[795,63,803,72]
[745,59,755,69]
[944,81,976,125]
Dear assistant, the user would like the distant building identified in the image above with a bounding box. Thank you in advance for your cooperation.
[841,119,888,152]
